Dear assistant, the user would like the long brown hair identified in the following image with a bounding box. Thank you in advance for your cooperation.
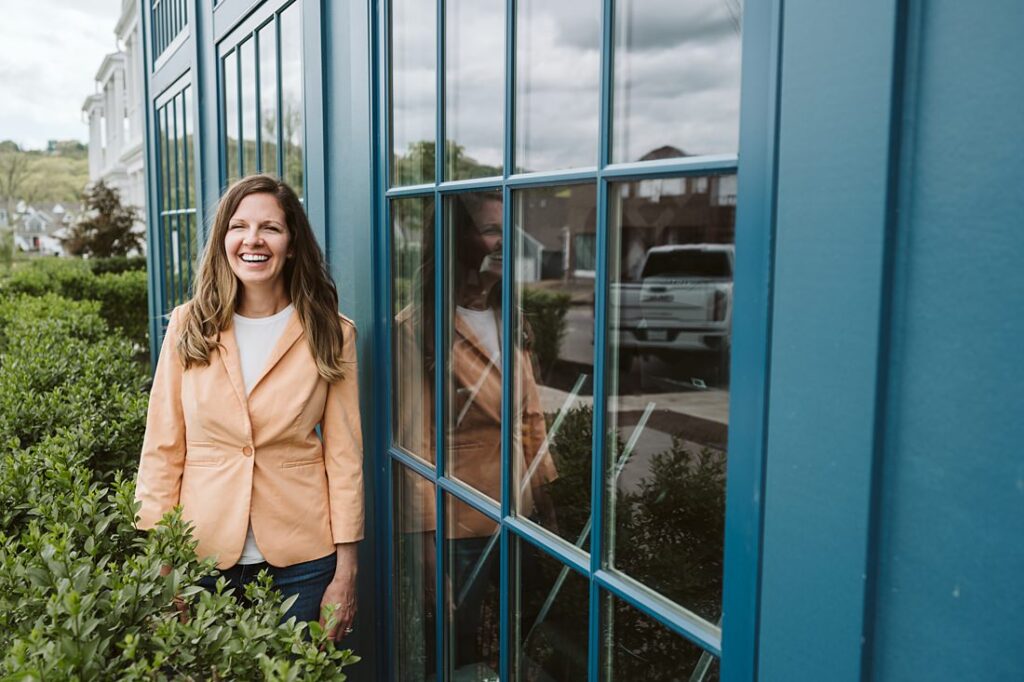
[176,174,347,382]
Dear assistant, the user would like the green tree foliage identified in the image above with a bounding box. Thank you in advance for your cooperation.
[392,140,502,186]
[63,181,143,258]
[0,294,359,679]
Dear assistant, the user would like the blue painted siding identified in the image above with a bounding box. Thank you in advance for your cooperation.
[871,1,1024,680]
[757,1,902,679]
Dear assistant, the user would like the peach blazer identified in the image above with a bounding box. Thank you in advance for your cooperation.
[393,305,557,538]
[135,304,364,569]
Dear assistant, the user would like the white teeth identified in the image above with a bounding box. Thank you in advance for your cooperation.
[241,254,270,263]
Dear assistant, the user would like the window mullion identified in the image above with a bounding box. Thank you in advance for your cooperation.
[589,0,616,677]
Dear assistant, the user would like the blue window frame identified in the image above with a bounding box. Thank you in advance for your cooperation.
[154,76,197,320]
[374,0,772,679]
[151,0,188,60]
[217,0,305,197]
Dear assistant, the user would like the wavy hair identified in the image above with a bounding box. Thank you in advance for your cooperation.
[176,175,346,382]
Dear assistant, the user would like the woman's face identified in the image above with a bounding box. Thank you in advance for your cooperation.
[470,198,503,277]
[224,192,292,290]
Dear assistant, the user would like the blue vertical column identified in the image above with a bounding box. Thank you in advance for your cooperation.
[719,0,782,679]
[757,1,904,679]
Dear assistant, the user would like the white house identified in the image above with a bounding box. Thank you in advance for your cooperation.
[82,0,146,251]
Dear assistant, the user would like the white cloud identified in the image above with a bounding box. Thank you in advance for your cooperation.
[0,1,121,149]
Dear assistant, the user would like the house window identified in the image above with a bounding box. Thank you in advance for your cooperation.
[155,77,197,316]
[383,0,743,678]
[219,1,305,198]
[151,0,188,60]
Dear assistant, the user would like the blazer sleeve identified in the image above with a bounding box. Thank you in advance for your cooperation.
[135,306,187,529]
[321,317,366,544]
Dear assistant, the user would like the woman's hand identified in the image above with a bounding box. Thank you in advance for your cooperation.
[320,543,358,641]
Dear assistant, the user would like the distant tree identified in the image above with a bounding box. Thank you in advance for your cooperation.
[0,149,35,217]
[62,181,142,257]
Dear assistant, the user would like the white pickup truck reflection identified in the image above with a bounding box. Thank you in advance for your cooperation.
[612,244,734,367]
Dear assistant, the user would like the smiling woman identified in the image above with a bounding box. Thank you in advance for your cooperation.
[135,174,366,643]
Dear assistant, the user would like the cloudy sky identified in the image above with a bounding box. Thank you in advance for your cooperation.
[393,0,742,175]
[0,0,121,150]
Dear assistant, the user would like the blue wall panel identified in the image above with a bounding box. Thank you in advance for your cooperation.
[323,0,379,678]
[871,1,1024,679]
[757,1,902,679]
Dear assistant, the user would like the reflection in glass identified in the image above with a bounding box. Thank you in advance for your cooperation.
[222,50,240,183]
[240,37,258,177]
[391,0,436,186]
[606,175,735,623]
[258,21,278,175]
[393,195,436,465]
[515,0,600,173]
[612,0,743,162]
[512,184,595,547]
[394,465,437,682]
[601,592,720,681]
[445,0,504,180]
[446,494,500,680]
[280,2,304,196]
[512,538,588,680]
[182,88,194,209]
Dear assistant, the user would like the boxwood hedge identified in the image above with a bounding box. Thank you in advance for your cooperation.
[0,292,358,680]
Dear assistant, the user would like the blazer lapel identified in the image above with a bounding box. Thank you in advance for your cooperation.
[249,311,304,395]
[218,324,249,411]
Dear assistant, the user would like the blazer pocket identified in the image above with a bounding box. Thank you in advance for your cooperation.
[184,456,224,467]
[185,442,223,467]
[279,458,324,469]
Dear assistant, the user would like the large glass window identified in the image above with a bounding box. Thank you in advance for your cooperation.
[155,80,197,319]
[384,0,743,678]
[219,2,304,197]
[151,0,188,60]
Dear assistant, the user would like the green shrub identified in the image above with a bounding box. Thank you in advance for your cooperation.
[520,287,571,380]
[0,432,358,680]
[0,258,149,349]
[88,256,148,276]
[0,295,148,477]
[533,405,725,680]
[0,294,359,679]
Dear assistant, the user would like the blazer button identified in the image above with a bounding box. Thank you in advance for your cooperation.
[242,446,253,457]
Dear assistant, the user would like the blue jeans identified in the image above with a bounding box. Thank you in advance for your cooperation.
[198,552,337,623]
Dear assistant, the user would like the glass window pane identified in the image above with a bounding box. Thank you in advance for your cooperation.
[391,0,436,186]
[223,50,240,184]
[162,215,174,311]
[512,538,588,680]
[174,93,185,210]
[601,592,719,681]
[393,195,437,465]
[445,191,504,503]
[445,494,500,680]
[605,175,735,623]
[612,0,743,162]
[240,36,258,177]
[280,3,304,197]
[394,464,437,682]
[515,0,600,173]
[182,87,195,209]
[512,184,596,549]
[445,0,504,180]
[258,21,279,175]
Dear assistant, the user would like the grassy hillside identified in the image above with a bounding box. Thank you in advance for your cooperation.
[0,141,91,207]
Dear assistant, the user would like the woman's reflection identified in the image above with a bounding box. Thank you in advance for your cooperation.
[394,191,558,678]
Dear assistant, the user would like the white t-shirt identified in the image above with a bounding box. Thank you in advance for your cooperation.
[233,303,295,564]
[456,305,500,361]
